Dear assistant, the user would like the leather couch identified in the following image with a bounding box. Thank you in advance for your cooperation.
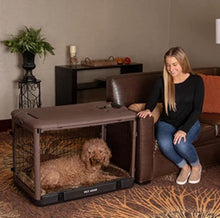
[106,67,220,184]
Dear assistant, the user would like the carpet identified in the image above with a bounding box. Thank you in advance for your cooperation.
[0,131,220,218]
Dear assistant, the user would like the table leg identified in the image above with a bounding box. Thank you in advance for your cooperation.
[101,125,106,141]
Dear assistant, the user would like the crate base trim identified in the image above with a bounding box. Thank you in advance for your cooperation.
[26,177,134,206]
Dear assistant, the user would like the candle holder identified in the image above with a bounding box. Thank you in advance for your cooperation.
[70,54,78,65]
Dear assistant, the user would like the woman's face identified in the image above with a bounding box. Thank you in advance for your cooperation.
[165,56,183,78]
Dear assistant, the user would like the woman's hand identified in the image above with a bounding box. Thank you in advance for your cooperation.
[173,130,186,145]
[137,109,152,119]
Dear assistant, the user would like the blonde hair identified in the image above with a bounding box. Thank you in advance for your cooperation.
[163,47,192,115]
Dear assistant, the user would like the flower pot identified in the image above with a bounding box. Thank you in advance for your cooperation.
[22,51,37,82]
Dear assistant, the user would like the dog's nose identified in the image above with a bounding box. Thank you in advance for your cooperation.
[96,159,100,164]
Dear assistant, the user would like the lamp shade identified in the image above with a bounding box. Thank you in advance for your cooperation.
[216,19,220,44]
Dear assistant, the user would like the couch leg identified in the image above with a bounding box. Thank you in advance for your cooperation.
[135,180,151,185]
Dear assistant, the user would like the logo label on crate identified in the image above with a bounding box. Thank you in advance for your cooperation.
[84,188,98,194]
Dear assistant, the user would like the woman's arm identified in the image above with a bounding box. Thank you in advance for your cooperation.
[137,77,163,118]
[145,77,163,111]
[179,75,204,133]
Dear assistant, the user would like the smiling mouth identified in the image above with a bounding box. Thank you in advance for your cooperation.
[169,71,177,75]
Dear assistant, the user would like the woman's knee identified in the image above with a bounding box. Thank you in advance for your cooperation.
[157,135,172,146]
[157,137,174,153]
[174,140,191,153]
[174,140,199,164]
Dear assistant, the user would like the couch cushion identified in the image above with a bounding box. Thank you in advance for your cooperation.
[199,113,220,136]
[194,122,216,146]
[199,74,220,113]
[106,71,162,106]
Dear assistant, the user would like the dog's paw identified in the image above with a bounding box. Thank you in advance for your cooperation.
[41,171,60,188]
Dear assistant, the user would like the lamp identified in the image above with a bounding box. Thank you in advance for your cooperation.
[216,19,220,44]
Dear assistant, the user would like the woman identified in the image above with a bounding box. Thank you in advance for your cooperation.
[138,47,204,185]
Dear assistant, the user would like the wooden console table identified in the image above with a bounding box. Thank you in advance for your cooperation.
[55,63,143,105]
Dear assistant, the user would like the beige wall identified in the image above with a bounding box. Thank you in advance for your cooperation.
[169,0,220,68]
[0,0,220,119]
[0,0,170,119]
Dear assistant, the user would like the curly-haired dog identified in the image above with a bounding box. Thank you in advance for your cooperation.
[40,138,117,190]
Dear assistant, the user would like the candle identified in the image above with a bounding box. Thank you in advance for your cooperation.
[70,45,76,56]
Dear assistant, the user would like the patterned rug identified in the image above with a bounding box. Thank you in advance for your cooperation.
[0,131,220,218]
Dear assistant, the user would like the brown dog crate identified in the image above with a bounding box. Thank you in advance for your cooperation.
[11,101,136,206]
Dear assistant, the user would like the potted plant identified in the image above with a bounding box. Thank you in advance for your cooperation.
[1,26,55,82]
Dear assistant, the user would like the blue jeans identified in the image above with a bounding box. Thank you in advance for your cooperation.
[156,120,201,168]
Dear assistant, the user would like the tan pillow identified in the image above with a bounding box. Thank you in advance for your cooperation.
[128,103,162,124]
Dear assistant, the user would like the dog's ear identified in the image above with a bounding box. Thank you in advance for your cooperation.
[81,141,92,169]
[103,146,112,166]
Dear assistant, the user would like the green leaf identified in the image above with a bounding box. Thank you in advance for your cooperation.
[1,26,55,58]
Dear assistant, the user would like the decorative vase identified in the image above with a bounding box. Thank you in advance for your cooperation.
[22,51,37,82]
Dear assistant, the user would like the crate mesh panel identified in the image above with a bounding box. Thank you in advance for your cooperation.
[39,127,100,161]
[14,125,34,175]
[14,125,100,191]
[14,125,130,195]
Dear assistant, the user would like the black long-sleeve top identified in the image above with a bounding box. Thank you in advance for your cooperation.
[145,74,204,133]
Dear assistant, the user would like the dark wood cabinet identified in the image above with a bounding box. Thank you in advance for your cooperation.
[55,63,143,105]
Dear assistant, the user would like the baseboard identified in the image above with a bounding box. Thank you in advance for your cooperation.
[0,119,12,132]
